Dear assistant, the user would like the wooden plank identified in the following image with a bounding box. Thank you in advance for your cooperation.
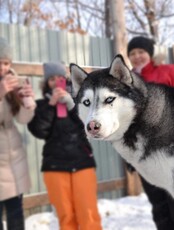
[18,25,30,61]
[23,178,126,209]
[37,28,49,62]
[57,31,69,64]
[24,192,49,210]
[106,143,125,199]
[75,33,86,65]
[126,170,142,196]
[90,37,101,66]
[67,32,77,64]
[11,62,102,76]
[97,178,126,193]
[47,30,60,61]
[106,38,115,65]
[12,62,44,76]
[98,141,111,199]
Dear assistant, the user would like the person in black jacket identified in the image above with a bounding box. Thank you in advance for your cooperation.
[28,62,102,230]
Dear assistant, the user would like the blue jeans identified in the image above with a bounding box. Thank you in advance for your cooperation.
[0,195,24,230]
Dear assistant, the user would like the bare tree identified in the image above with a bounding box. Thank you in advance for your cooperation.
[110,0,128,62]
[105,0,111,37]
[1,0,174,46]
[21,0,104,35]
[125,0,174,45]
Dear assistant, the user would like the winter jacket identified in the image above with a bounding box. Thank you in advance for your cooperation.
[28,98,96,172]
[0,98,35,201]
[140,61,174,86]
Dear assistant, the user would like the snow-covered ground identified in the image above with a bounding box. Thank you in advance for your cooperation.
[1,193,157,230]
[23,193,157,230]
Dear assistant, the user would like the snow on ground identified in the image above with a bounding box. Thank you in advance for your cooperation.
[98,193,156,230]
[25,193,157,230]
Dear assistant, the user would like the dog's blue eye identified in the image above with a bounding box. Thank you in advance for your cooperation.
[105,97,116,104]
[83,99,90,106]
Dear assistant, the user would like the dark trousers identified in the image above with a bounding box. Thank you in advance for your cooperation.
[0,195,24,230]
[141,176,174,230]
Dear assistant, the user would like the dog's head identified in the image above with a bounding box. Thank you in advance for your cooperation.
[70,55,147,141]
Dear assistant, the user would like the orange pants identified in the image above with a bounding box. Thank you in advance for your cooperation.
[43,168,102,230]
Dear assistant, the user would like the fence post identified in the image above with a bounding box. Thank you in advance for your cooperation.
[126,169,142,196]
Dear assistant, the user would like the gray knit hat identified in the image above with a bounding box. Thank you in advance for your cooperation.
[0,37,13,60]
[43,62,66,80]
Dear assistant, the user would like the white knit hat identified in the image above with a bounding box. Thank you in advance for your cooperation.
[43,62,66,80]
[0,37,13,60]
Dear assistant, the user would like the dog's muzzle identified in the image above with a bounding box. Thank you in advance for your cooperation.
[87,120,101,136]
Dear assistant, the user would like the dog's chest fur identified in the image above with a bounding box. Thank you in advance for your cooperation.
[112,136,174,197]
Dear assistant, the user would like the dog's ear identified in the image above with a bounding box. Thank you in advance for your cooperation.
[70,63,88,96]
[109,54,133,85]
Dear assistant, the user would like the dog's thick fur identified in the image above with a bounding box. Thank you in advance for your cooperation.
[70,55,174,197]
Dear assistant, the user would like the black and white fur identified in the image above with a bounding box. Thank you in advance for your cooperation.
[70,55,174,197]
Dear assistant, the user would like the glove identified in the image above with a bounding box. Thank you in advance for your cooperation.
[59,93,75,111]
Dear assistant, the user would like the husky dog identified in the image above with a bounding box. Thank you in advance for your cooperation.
[70,54,174,198]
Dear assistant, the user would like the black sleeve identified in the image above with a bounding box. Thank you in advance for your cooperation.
[27,99,56,139]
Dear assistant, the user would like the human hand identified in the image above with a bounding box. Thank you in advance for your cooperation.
[49,88,75,110]
[57,88,75,110]
[49,88,67,106]
[0,73,19,98]
[18,83,35,98]
[17,80,36,109]
[48,88,62,106]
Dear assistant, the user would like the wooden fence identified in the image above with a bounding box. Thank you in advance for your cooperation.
[3,22,174,215]
[1,22,172,206]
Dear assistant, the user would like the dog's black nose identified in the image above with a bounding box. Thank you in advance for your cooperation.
[87,120,101,134]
